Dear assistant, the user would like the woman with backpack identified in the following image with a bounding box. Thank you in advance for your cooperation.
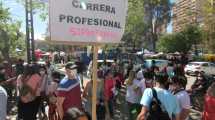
[17,64,42,120]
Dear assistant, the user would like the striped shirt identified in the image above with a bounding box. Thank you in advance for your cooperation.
[57,77,82,112]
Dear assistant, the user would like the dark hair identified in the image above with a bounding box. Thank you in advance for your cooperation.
[63,108,88,120]
[154,72,169,85]
[171,76,187,88]
[168,62,173,66]
[104,69,112,78]
[174,66,184,76]
[39,65,47,74]
[46,61,51,68]
[152,60,156,65]
[52,71,61,83]
[0,64,4,70]
[144,71,154,79]
[23,64,38,77]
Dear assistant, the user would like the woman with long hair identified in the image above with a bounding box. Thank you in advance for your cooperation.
[17,64,42,120]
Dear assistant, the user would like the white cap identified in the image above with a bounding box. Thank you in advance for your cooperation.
[136,71,144,79]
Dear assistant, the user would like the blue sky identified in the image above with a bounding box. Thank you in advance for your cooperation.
[2,0,47,40]
[3,0,175,39]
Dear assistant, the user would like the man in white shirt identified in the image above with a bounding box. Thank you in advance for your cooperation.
[0,85,7,120]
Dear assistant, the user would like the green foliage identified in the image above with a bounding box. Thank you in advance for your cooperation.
[143,0,172,51]
[201,0,215,52]
[16,0,48,21]
[122,0,146,48]
[157,25,202,53]
[0,2,25,61]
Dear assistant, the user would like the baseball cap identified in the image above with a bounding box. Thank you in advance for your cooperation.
[65,63,77,70]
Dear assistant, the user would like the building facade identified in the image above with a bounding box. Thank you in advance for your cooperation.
[172,0,203,32]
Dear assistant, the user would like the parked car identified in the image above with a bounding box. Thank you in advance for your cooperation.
[144,59,169,71]
[184,62,215,76]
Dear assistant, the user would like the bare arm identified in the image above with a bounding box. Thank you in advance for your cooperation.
[104,99,111,119]
[82,82,89,99]
[56,97,65,119]
[0,77,16,85]
[137,106,148,120]
[180,109,190,120]
[175,113,180,120]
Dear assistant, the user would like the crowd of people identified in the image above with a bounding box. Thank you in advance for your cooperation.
[0,57,214,120]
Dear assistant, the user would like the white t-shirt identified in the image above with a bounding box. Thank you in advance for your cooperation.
[0,86,7,120]
[139,79,146,93]
[175,90,191,110]
[126,79,145,104]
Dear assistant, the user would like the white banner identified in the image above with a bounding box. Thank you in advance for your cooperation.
[50,0,127,44]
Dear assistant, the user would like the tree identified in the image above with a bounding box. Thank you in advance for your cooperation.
[16,0,48,21]
[157,25,202,53]
[0,2,25,63]
[122,0,146,50]
[201,0,215,53]
[143,0,172,51]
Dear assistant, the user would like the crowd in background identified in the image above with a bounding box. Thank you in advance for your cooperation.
[0,56,214,120]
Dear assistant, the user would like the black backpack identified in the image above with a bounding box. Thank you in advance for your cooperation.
[146,88,171,120]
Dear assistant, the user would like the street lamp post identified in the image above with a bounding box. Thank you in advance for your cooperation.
[25,0,31,63]
[25,0,35,63]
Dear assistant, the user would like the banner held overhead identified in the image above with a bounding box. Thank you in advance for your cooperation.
[50,0,127,44]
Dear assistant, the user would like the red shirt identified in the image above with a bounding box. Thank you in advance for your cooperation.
[104,79,115,101]
[203,95,215,120]
[57,78,82,113]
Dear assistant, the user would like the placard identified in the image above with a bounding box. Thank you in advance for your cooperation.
[50,0,127,44]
